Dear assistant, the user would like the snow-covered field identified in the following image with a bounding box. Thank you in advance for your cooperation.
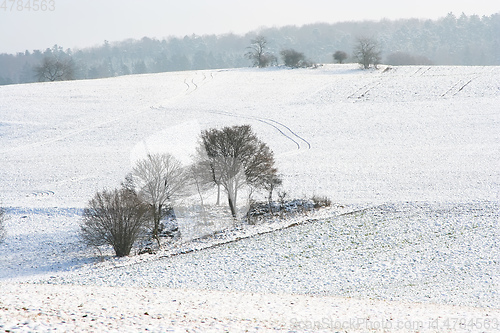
[1,64,499,331]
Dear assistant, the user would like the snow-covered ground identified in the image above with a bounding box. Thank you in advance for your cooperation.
[1,64,499,331]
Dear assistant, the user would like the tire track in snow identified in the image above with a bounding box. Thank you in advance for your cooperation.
[441,75,479,97]
[347,79,383,101]
[158,72,310,150]
[199,71,310,149]
[30,190,55,197]
[205,110,311,150]
[183,78,190,91]
[419,66,432,76]
[454,78,475,95]
[183,76,199,94]
[263,117,311,149]
[190,78,198,90]
[411,67,423,76]
[183,72,207,95]
[410,66,431,77]
[152,72,212,110]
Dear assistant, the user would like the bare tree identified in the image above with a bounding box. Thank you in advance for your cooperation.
[200,125,278,218]
[277,190,288,218]
[262,173,282,214]
[245,35,276,68]
[187,160,214,207]
[80,187,150,257]
[333,50,348,64]
[353,37,382,69]
[0,207,7,243]
[131,153,187,243]
[192,145,223,205]
[34,55,75,82]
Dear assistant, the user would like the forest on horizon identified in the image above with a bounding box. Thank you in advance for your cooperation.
[1,12,499,85]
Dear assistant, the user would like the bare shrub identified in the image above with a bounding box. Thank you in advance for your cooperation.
[262,173,282,214]
[80,187,150,257]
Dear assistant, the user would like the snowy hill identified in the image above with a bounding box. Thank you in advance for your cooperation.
[0,64,499,331]
[1,65,498,208]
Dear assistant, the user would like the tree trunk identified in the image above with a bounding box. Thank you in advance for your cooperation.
[268,189,273,214]
[228,195,237,218]
[216,183,220,206]
[226,179,237,219]
[152,204,161,247]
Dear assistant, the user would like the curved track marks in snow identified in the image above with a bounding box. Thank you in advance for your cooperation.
[183,72,208,95]
[205,110,311,150]
[30,190,55,197]
[158,71,311,151]
[183,71,310,149]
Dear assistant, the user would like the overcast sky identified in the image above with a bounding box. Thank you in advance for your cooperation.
[1,0,498,54]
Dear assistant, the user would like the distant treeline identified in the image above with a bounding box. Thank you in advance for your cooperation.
[1,13,499,85]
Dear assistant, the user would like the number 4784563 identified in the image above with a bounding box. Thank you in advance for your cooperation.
[1,0,56,11]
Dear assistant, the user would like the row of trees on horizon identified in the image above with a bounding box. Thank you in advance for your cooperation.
[1,13,499,85]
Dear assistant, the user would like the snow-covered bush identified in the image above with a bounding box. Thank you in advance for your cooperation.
[246,198,318,223]
[311,195,332,208]
[80,187,151,257]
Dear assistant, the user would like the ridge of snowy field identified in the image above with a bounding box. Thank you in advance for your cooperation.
[1,64,499,331]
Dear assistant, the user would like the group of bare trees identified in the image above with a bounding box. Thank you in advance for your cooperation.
[80,124,281,257]
[333,39,379,68]
[81,153,188,256]
[246,36,314,68]
[248,35,382,70]
[333,37,382,69]
[2,13,498,85]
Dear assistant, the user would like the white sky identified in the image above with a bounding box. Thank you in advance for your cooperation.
[1,0,498,54]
